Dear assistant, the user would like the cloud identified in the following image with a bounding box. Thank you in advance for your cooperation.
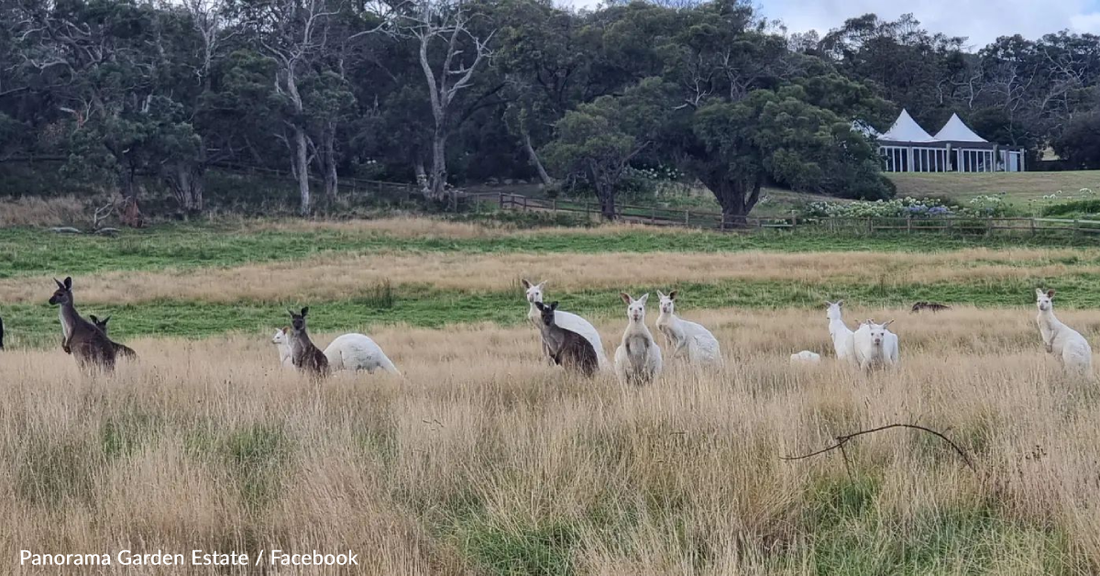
[1069,11,1100,33]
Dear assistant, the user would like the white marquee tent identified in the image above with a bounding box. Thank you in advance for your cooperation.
[874,109,1024,173]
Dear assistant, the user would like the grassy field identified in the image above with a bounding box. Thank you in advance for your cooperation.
[5,217,1100,574]
[889,170,1100,209]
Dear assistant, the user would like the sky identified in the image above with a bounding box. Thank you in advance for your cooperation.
[758,0,1100,48]
[563,0,1100,48]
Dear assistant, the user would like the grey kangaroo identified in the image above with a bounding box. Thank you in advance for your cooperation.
[48,277,117,369]
[89,315,138,359]
[535,301,599,377]
[287,307,330,377]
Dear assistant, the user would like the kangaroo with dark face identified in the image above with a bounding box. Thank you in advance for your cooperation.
[89,315,138,359]
[287,307,330,377]
[48,277,116,369]
[535,302,599,377]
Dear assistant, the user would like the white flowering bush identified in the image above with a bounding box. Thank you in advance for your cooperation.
[802,193,1017,220]
[802,196,955,219]
[623,165,684,182]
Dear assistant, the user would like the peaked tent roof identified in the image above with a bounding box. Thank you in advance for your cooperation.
[879,109,935,143]
[934,113,987,142]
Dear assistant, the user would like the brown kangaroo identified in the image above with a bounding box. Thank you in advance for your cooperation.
[535,301,599,377]
[89,315,138,359]
[48,277,117,369]
[287,307,329,377]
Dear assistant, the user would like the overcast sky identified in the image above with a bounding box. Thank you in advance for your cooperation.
[564,0,1100,48]
[760,0,1100,48]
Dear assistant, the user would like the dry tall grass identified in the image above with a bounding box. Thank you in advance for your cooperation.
[2,307,1098,574]
[1,247,1094,305]
[0,196,93,227]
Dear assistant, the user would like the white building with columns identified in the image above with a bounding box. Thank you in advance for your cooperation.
[872,110,1025,173]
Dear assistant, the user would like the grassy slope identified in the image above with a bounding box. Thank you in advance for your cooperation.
[889,170,1100,207]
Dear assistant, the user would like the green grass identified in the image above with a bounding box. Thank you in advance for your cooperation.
[889,170,1100,210]
[4,222,1100,280]
[800,475,1080,575]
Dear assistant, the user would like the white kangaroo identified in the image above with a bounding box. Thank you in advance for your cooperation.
[1036,288,1093,378]
[614,293,662,385]
[654,290,722,366]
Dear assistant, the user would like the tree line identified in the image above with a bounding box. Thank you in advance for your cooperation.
[1,0,1098,223]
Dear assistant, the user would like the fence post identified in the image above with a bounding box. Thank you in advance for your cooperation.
[552,198,558,212]
[651,206,656,224]
[685,209,690,225]
[867,217,874,234]
[906,215,912,234]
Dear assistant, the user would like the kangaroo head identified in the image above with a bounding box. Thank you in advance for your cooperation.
[522,279,546,304]
[48,277,73,306]
[621,292,649,322]
[535,301,558,326]
[1036,288,1055,312]
[867,320,894,346]
[288,307,310,331]
[657,290,677,315]
[272,327,289,345]
[90,315,111,333]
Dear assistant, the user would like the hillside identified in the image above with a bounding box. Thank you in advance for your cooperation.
[889,170,1100,207]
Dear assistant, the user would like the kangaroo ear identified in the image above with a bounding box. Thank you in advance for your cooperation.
[1036,288,1045,298]
[883,320,894,329]
[287,308,296,317]
[549,301,559,310]
[301,307,309,316]
[1047,289,1056,299]
[54,278,64,289]
[535,302,545,311]
[537,281,546,290]
[521,279,532,289]
[837,300,843,307]
[89,315,98,323]
[63,277,72,289]
[668,290,677,300]
[101,316,110,325]
[620,292,632,304]
[656,290,665,300]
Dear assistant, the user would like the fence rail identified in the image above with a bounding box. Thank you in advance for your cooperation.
[463,192,1100,236]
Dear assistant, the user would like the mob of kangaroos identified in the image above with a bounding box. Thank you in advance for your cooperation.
[24,275,1095,383]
